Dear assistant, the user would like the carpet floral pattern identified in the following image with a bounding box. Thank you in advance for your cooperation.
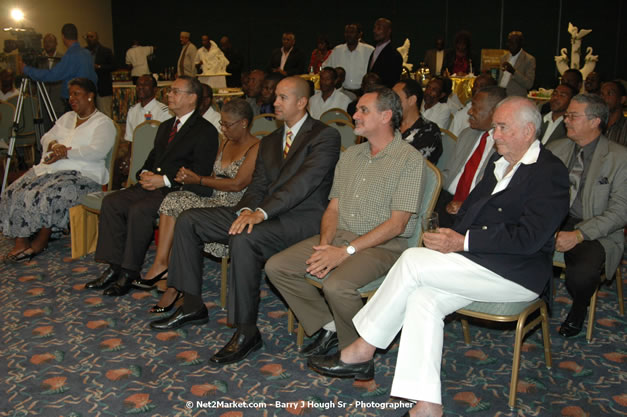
[0,235,625,416]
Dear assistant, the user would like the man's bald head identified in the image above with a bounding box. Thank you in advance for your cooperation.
[283,76,310,99]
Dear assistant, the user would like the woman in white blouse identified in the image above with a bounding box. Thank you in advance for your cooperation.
[0,78,115,262]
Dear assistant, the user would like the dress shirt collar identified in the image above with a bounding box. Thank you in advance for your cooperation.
[175,109,194,130]
[140,97,158,110]
[284,113,308,139]
[493,139,541,183]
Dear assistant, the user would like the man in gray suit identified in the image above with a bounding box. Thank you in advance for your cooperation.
[435,86,507,227]
[547,93,627,338]
[498,31,535,97]
[150,77,341,364]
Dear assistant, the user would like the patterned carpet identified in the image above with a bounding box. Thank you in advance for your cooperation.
[0,234,625,417]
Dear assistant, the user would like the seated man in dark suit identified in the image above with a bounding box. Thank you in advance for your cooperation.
[269,32,306,76]
[435,86,507,227]
[367,18,402,88]
[150,76,341,365]
[547,93,627,337]
[308,96,570,417]
[85,76,219,296]
[539,83,576,146]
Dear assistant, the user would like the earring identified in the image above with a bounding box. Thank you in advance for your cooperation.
[88,98,92,101]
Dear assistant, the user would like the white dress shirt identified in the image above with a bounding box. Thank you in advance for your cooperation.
[421,101,451,130]
[125,98,172,141]
[126,45,154,77]
[202,106,221,131]
[308,89,352,119]
[35,111,116,185]
[447,130,496,195]
[540,112,563,145]
[194,41,230,75]
[322,42,375,90]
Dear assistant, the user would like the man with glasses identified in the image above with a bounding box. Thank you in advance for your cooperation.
[547,93,627,338]
[150,76,341,366]
[85,76,219,296]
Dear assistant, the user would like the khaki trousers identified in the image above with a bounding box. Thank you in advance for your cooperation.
[266,229,407,349]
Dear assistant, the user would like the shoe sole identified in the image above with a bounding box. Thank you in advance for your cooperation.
[150,316,209,331]
[308,364,374,380]
[208,340,263,365]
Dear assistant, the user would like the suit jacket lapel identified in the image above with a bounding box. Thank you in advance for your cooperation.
[158,111,197,165]
[283,116,313,164]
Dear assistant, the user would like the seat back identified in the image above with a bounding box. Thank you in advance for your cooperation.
[251,113,280,136]
[128,120,160,185]
[320,107,352,124]
[253,130,272,139]
[413,160,442,247]
[326,118,357,151]
[103,123,123,191]
[0,100,16,141]
[437,128,458,171]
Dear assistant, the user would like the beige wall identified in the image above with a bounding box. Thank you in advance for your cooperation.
[0,0,113,54]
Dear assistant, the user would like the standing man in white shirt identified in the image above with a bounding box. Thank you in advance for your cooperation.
[125,75,172,142]
[498,31,535,97]
[195,35,229,75]
[421,76,452,129]
[177,32,197,77]
[126,41,155,83]
[539,83,576,145]
[323,24,374,93]
[308,67,352,119]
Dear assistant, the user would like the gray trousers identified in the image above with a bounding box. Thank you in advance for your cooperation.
[266,230,407,349]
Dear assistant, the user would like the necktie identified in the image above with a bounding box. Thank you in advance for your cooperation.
[178,45,189,75]
[569,148,584,207]
[168,119,180,144]
[453,131,489,202]
[283,129,293,158]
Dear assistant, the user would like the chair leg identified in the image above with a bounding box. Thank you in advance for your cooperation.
[508,317,526,410]
[220,256,229,309]
[287,309,294,334]
[539,302,552,369]
[586,287,599,343]
[616,267,624,316]
[297,323,305,348]
[461,318,471,345]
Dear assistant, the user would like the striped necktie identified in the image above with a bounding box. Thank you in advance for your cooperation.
[283,129,293,158]
[168,119,180,144]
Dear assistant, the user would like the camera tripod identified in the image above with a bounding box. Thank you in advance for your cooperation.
[1,76,58,195]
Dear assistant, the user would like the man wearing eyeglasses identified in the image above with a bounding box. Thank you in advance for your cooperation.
[85,76,219,296]
[547,93,627,338]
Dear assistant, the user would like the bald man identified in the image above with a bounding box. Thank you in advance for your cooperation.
[150,77,341,365]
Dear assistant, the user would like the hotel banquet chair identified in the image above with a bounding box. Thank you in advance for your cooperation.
[437,128,457,172]
[288,160,442,347]
[319,107,352,125]
[252,130,271,140]
[552,250,624,343]
[250,113,280,137]
[69,120,159,258]
[456,298,552,409]
[325,119,357,151]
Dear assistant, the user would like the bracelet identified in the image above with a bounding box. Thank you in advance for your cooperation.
[199,176,204,186]
[575,230,584,244]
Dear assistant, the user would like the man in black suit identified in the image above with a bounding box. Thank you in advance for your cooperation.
[85,76,219,296]
[150,76,341,365]
[367,18,402,88]
[85,32,114,118]
[308,97,569,417]
[269,32,306,76]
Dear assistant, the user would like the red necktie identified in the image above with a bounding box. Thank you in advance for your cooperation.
[168,119,180,144]
[453,131,489,202]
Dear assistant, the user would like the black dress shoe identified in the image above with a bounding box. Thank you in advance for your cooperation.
[307,352,374,380]
[150,305,209,330]
[301,329,339,357]
[132,269,168,290]
[209,329,262,365]
[103,271,135,296]
[85,267,119,289]
[559,320,583,337]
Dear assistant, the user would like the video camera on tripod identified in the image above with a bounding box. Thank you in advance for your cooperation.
[3,27,48,68]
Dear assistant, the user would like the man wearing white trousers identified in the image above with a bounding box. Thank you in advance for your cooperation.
[308,96,570,417]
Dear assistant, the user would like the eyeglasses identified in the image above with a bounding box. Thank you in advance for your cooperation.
[219,119,243,129]
[563,112,587,120]
[167,88,192,95]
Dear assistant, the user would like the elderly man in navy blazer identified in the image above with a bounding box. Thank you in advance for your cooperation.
[308,96,569,417]
[547,93,627,338]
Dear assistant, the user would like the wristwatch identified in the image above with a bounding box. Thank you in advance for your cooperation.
[346,245,356,255]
